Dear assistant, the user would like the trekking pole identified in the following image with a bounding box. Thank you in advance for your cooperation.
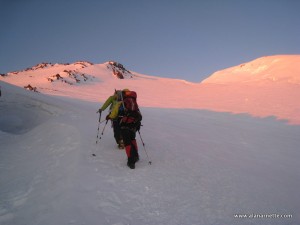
[137,130,152,165]
[93,111,102,156]
[93,119,109,157]
[99,119,107,124]
[100,119,109,139]
[96,111,102,144]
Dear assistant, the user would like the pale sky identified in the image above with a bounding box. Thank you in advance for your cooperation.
[1,0,299,82]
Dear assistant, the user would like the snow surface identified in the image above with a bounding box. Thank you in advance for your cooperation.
[1,78,300,225]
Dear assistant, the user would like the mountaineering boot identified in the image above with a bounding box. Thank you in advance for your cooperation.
[127,157,135,169]
[125,145,136,169]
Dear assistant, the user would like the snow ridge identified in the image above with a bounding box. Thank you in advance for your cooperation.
[202,55,300,84]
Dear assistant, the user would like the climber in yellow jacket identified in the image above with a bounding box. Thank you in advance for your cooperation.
[97,90,124,149]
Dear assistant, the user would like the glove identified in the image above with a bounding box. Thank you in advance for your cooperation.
[136,121,141,131]
[97,109,102,114]
[106,114,111,120]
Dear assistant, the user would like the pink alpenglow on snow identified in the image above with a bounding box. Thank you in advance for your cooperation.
[1,55,300,124]
[200,55,300,124]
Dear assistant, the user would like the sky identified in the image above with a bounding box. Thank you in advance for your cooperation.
[0,0,300,82]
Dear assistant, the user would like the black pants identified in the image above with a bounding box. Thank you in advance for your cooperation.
[112,119,122,144]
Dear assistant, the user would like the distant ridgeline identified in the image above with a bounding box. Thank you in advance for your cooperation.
[1,60,133,92]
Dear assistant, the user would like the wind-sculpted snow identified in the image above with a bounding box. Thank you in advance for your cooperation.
[0,100,49,134]
[0,83,63,134]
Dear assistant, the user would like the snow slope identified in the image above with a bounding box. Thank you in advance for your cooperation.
[202,55,300,84]
[1,55,300,124]
[1,80,300,225]
[199,55,300,124]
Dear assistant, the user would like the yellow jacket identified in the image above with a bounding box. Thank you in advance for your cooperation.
[109,101,123,120]
[100,95,117,111]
